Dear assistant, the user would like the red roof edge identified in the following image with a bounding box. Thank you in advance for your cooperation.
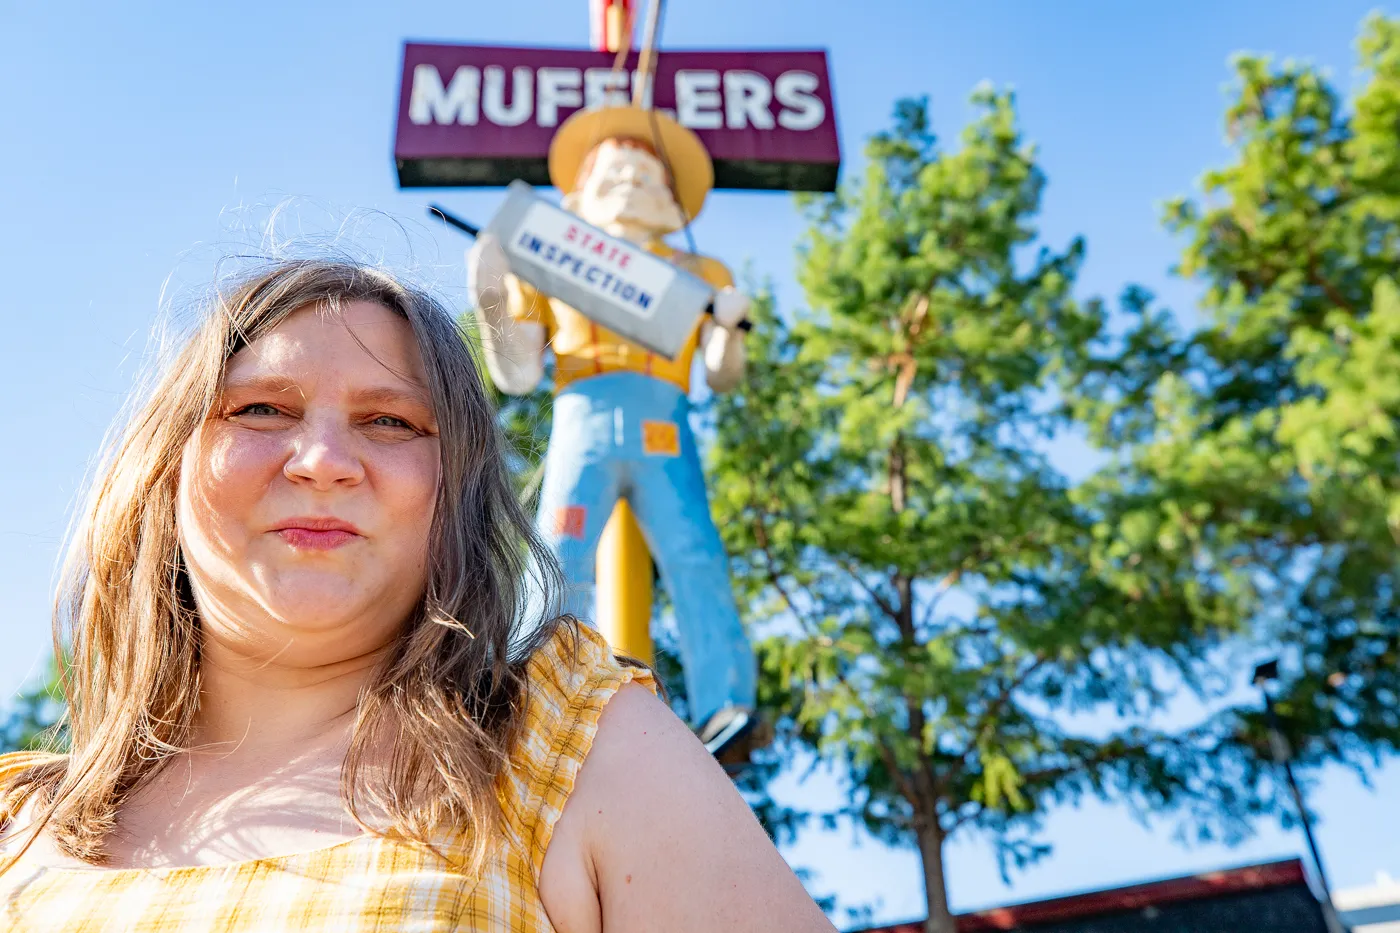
[851,858,1309,933]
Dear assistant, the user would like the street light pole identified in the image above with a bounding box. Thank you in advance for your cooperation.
[1252,660,1348,933]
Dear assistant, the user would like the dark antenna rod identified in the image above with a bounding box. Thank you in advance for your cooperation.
[427,204,481,239]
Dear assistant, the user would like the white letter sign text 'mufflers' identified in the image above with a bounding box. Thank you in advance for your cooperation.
[395,44,840,192]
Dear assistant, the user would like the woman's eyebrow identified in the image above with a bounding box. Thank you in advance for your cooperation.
[222,374,301,397]
[350,385,433,409]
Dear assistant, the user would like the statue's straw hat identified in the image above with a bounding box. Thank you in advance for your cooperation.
[548,104,714,221]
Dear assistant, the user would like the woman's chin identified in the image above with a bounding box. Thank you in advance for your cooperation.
[257,582,377,632]
[266,603,362,634]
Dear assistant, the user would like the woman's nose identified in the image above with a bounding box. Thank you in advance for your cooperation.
[283,418,365,490]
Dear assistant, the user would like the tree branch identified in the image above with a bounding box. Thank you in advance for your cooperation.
[942,800,985,834]
[875,736,923,813]
[834,556,902,623]
[930,655,1050,797]
[915,528,1043,631]
[751,515,820,636]
[968,655,1049,752]
[1307,257,1357,315]
[916,568,964,631]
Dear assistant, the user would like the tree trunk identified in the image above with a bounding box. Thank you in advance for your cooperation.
[917,820,956,933]
[889,301,952,933]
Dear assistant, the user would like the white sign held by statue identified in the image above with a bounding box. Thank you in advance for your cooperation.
[484,180,714,359]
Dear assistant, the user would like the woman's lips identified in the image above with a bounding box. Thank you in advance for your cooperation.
[276,528,359,550]
[270,516,363,550]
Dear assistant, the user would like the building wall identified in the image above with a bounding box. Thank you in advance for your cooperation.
[961,886,1326,933]
[1336,874,1400,933]
[852,859,1328,933]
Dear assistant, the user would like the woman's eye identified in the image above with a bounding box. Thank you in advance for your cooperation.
[232,403,282,417]
[371,415,413,429]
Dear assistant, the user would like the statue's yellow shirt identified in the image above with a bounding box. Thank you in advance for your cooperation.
[507,239,733,394]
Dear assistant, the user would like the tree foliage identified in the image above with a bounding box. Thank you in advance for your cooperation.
[709,18,1400,929]
[1,658,66,754]
[1074,14,1400,810]
[708,91,1242,933]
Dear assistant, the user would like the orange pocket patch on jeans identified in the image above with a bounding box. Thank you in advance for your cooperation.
[641,419,681,457]
[554,506,587,540]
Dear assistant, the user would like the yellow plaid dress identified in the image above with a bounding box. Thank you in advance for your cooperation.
[0,623,654,932]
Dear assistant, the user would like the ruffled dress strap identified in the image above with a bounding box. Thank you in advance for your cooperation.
[499,621,658,880]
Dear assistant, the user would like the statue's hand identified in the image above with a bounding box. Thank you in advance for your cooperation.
[466,234,511,315]
[711,287,751,330]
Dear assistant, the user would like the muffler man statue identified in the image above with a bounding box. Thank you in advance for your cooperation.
[468,105,757,758]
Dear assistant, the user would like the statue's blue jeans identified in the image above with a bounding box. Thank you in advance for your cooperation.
[525,370,756,728]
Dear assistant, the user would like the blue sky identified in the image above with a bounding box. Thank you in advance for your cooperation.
[2,0,1396,927]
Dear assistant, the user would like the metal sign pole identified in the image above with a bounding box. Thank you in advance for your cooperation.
[591,0,656,666]
[1254,661,1350,933]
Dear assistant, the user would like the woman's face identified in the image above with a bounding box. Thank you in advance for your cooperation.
[177,300,441,667]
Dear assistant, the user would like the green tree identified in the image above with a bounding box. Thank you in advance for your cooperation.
[708,93,1241,932]
[1,659,66,753]
[1074,14,1400,821]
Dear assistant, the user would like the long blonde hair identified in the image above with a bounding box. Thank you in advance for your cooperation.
[2,259,568,871]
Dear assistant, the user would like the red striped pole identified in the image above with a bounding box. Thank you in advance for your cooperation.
[589,0,635,53]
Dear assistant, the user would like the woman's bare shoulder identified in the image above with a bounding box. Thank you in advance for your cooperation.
[542,684,834,933]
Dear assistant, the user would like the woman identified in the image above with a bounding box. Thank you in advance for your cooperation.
[0,260,835,932]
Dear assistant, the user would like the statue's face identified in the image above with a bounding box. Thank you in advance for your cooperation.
[570,139,684,234]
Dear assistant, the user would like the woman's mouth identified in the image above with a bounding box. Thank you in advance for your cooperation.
[271,517,364,551]
[276,528,359,550]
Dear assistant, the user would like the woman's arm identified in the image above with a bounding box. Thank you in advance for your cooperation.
[539,684,836,933]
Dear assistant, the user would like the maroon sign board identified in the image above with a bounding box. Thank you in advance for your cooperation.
[394,43,840,192]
